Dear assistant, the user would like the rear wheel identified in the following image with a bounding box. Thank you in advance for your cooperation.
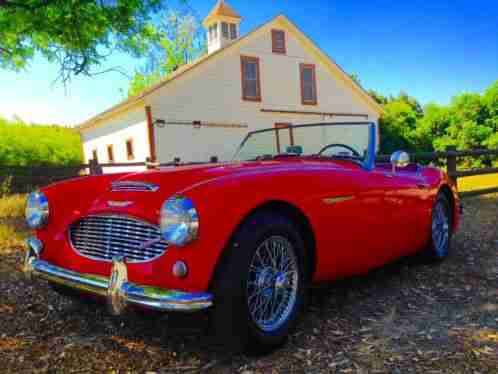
[210,211,308,354]
[422,193,452,261]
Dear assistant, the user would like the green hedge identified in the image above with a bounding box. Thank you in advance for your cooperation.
[0,117,82,166]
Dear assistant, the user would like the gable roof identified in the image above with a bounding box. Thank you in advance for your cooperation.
[78,14,383,132]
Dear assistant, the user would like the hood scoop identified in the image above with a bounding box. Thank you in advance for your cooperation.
[111,181,159,192]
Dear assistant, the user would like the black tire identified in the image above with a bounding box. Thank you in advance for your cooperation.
[209,211,309,355]
[421,192,453,262]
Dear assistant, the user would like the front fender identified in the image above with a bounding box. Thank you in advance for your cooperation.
[173,172,316,292]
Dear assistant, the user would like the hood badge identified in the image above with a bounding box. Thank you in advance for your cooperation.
[107,200,134,208]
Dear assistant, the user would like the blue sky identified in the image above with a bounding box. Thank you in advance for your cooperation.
[0,0,496,125]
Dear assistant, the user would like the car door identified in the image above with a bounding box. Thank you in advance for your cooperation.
[369,165,431,259]
[310,164,402,278]
[322,165,429,276]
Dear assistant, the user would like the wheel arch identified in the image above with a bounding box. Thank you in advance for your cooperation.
[209,200,317,289]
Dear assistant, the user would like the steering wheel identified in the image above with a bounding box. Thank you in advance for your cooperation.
[317,143,361,158]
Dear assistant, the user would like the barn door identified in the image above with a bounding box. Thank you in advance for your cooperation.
[274,123,294,154]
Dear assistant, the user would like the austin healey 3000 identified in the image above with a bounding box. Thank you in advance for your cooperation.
[24,122,460,353]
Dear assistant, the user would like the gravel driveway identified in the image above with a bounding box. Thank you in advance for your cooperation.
[0,195,497,373]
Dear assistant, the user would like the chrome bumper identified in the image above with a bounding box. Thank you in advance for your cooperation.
[24,240,213,314]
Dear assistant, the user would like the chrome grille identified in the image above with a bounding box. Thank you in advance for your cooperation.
[69,215,168,263]
[111,181,159,192]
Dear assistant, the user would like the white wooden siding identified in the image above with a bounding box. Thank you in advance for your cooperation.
[81,107,149,173]
[83,18,379,164]
[146,20,378,162]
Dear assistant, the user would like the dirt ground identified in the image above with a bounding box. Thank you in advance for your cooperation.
[0,195,497,373]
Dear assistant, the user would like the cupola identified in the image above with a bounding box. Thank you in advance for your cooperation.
[203,0,242,54]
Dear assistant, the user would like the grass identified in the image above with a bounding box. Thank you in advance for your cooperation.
[0,193,26,220]
[458,173,498,192]
[0,193,29,249]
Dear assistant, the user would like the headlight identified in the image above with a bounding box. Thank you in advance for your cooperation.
[25,191,49,229]
[159,196,199,246]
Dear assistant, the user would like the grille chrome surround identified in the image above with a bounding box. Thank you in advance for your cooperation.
[69,215,168,263]
[111,181,159,192]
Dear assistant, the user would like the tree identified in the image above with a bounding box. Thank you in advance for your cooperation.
[0,0,173,82]
[379,99,419,154]
[128,8,205,97]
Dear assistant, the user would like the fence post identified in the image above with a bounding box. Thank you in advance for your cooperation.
[89,159,103,175]
[446,145,457,185]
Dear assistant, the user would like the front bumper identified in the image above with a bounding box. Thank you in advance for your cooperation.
[24,239,213,314]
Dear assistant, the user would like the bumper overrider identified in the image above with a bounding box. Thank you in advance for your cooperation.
[23,237,213,314]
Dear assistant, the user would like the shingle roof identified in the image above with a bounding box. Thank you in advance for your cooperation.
[204,0,241,22]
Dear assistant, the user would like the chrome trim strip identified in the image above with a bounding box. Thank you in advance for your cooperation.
[322,196,355,205]
[24,255,213,313]
[111,181,159,192]
[363,122,376,171]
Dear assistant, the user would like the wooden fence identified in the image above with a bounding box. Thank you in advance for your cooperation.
[1,148,497,197]
[376,146,498,198]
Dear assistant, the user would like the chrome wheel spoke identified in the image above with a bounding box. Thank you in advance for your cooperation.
[247,235,299,332]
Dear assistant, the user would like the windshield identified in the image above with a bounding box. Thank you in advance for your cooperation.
[234,122,374,165]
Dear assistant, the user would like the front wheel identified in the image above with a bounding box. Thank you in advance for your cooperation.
[209,211,308,354]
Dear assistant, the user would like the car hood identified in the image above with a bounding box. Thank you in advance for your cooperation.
[74,159,360,219]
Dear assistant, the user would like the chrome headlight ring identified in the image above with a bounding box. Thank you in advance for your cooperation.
[25,191,50,229]
[159,196,199,247]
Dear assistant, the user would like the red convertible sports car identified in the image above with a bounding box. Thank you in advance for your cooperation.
[24,122,460,353]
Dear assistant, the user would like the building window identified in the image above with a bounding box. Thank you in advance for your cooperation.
[213,23,218,39]
[300,63,317,105]
[126,139,134,160]
[107,145,114,163]
[221,22,229,39]
[240,56,261,102]
[221,22,229,38]
[230,23,237,39]
[92,149,98,162]
[272,30,286,54]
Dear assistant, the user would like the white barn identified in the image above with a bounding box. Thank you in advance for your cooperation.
[78,0,383,168]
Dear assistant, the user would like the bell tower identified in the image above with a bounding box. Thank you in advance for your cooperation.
[203,0,242,54]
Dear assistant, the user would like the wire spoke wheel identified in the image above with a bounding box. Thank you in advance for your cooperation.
[432,199,450,257]
[247,235,299,332]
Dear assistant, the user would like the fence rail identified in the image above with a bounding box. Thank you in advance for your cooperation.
[1,147,497,197]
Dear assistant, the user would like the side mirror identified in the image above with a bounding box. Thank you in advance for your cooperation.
[390,150,410,174]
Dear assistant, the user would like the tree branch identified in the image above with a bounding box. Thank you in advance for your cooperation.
[0,0,59,10]
[0,46,13,55]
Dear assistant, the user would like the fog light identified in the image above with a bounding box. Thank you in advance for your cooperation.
[172,261,188,278]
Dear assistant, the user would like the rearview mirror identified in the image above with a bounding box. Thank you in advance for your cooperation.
[286,145,303,155]
[390,150,410,174]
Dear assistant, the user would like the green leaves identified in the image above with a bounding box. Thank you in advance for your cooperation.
[378,80,498,167]
[0,0,168,82]
[127,8,206,97]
